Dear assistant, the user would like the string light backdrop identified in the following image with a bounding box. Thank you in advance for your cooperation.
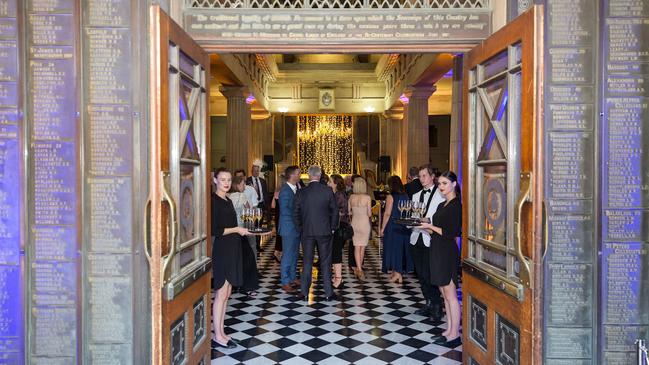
[297,115,353,175]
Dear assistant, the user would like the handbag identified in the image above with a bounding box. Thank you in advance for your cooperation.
[338,221,354,241]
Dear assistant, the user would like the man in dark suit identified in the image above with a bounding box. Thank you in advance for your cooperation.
[247,164,269,253]
[294,165,339,301]
[278,165,301,293]
[246,164,269,212]
[404,166,423,199]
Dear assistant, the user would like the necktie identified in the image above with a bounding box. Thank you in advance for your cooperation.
[254,178,261,200]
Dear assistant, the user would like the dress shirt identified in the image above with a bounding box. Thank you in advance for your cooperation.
[243,185,259,208]
[409,185,445,247]
[287,182,297,194]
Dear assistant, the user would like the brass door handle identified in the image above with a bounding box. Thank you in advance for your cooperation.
[542,200,548,261]
[161,173,178,283]
[143,197,152,263]
[514,172,532,287]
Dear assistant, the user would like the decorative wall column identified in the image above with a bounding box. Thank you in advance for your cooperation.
[221,86,252,171]
[449,56,463,176]
[403,86,435,170]
[382,110,405,180]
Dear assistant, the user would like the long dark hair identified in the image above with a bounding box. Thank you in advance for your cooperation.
[439,171,461,200]
[387,175,404,194]
[331,174,345,193]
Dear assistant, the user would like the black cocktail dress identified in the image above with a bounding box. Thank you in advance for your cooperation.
[429,197,462,287]
[212,194,243,289]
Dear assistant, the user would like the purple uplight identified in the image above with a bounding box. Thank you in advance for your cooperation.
[399,94,409,104]
[246,94,255,104]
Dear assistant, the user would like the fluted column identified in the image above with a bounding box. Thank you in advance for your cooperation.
[449,56,463,175]
[221,86,252,171]
[382,109,405,180]
[403,86,435,170]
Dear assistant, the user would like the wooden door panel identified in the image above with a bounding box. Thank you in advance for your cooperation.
[461,6,544,365]
[149,6,211,365]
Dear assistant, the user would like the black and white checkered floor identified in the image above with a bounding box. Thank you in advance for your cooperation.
[212,235,463,364]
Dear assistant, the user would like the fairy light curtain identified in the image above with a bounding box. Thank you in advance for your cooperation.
[297,115,353,175]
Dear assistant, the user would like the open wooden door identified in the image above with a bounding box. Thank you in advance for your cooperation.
[461,6,544,365]
[148,6,211,365]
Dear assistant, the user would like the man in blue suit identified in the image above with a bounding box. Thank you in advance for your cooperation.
[278,165,302,293]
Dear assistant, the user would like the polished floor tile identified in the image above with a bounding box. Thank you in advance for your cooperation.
[212,235,462,364]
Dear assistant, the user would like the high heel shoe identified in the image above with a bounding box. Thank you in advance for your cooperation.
[393,274,403,284]
[358,269,366,282]
[333,276,344,289]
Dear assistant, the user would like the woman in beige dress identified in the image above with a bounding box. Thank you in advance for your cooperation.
[348,177,372,281]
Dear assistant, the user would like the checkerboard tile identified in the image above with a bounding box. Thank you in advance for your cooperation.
[212,234,462,364]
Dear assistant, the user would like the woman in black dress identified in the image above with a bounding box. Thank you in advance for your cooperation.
[211,168,249,349]
[328,174,349,289]
[420,171,462,347]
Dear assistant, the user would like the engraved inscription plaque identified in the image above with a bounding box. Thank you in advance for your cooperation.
[602,242,649,325]
[88,105,132,176]
[546,263,593,326]
[89,177,133,252]
[185,9,492,45]
[547,215,593,262]
[31,306,76,357]
[545,327,592,359]
[548,132,593,199]
[88,277,133,342]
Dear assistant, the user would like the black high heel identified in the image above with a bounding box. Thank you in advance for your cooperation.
[333,277,344,289]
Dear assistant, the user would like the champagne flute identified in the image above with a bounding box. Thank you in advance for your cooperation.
[241,210,246,227]
[398,200,405,219]
[255,207,262,230]
[405,201,411,219]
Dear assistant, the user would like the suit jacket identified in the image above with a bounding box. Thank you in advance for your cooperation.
[405,178,423,199]
[278,183,299,237]
[294,180,339,237]
[246,176,269,207]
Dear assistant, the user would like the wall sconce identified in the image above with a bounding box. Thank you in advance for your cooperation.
[364,106,375,113]
[278,106,289,113]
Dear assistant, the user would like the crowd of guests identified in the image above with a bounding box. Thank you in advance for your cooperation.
[210,163,462,350]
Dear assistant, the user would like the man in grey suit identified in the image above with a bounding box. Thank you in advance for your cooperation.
[294,166,339,301]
